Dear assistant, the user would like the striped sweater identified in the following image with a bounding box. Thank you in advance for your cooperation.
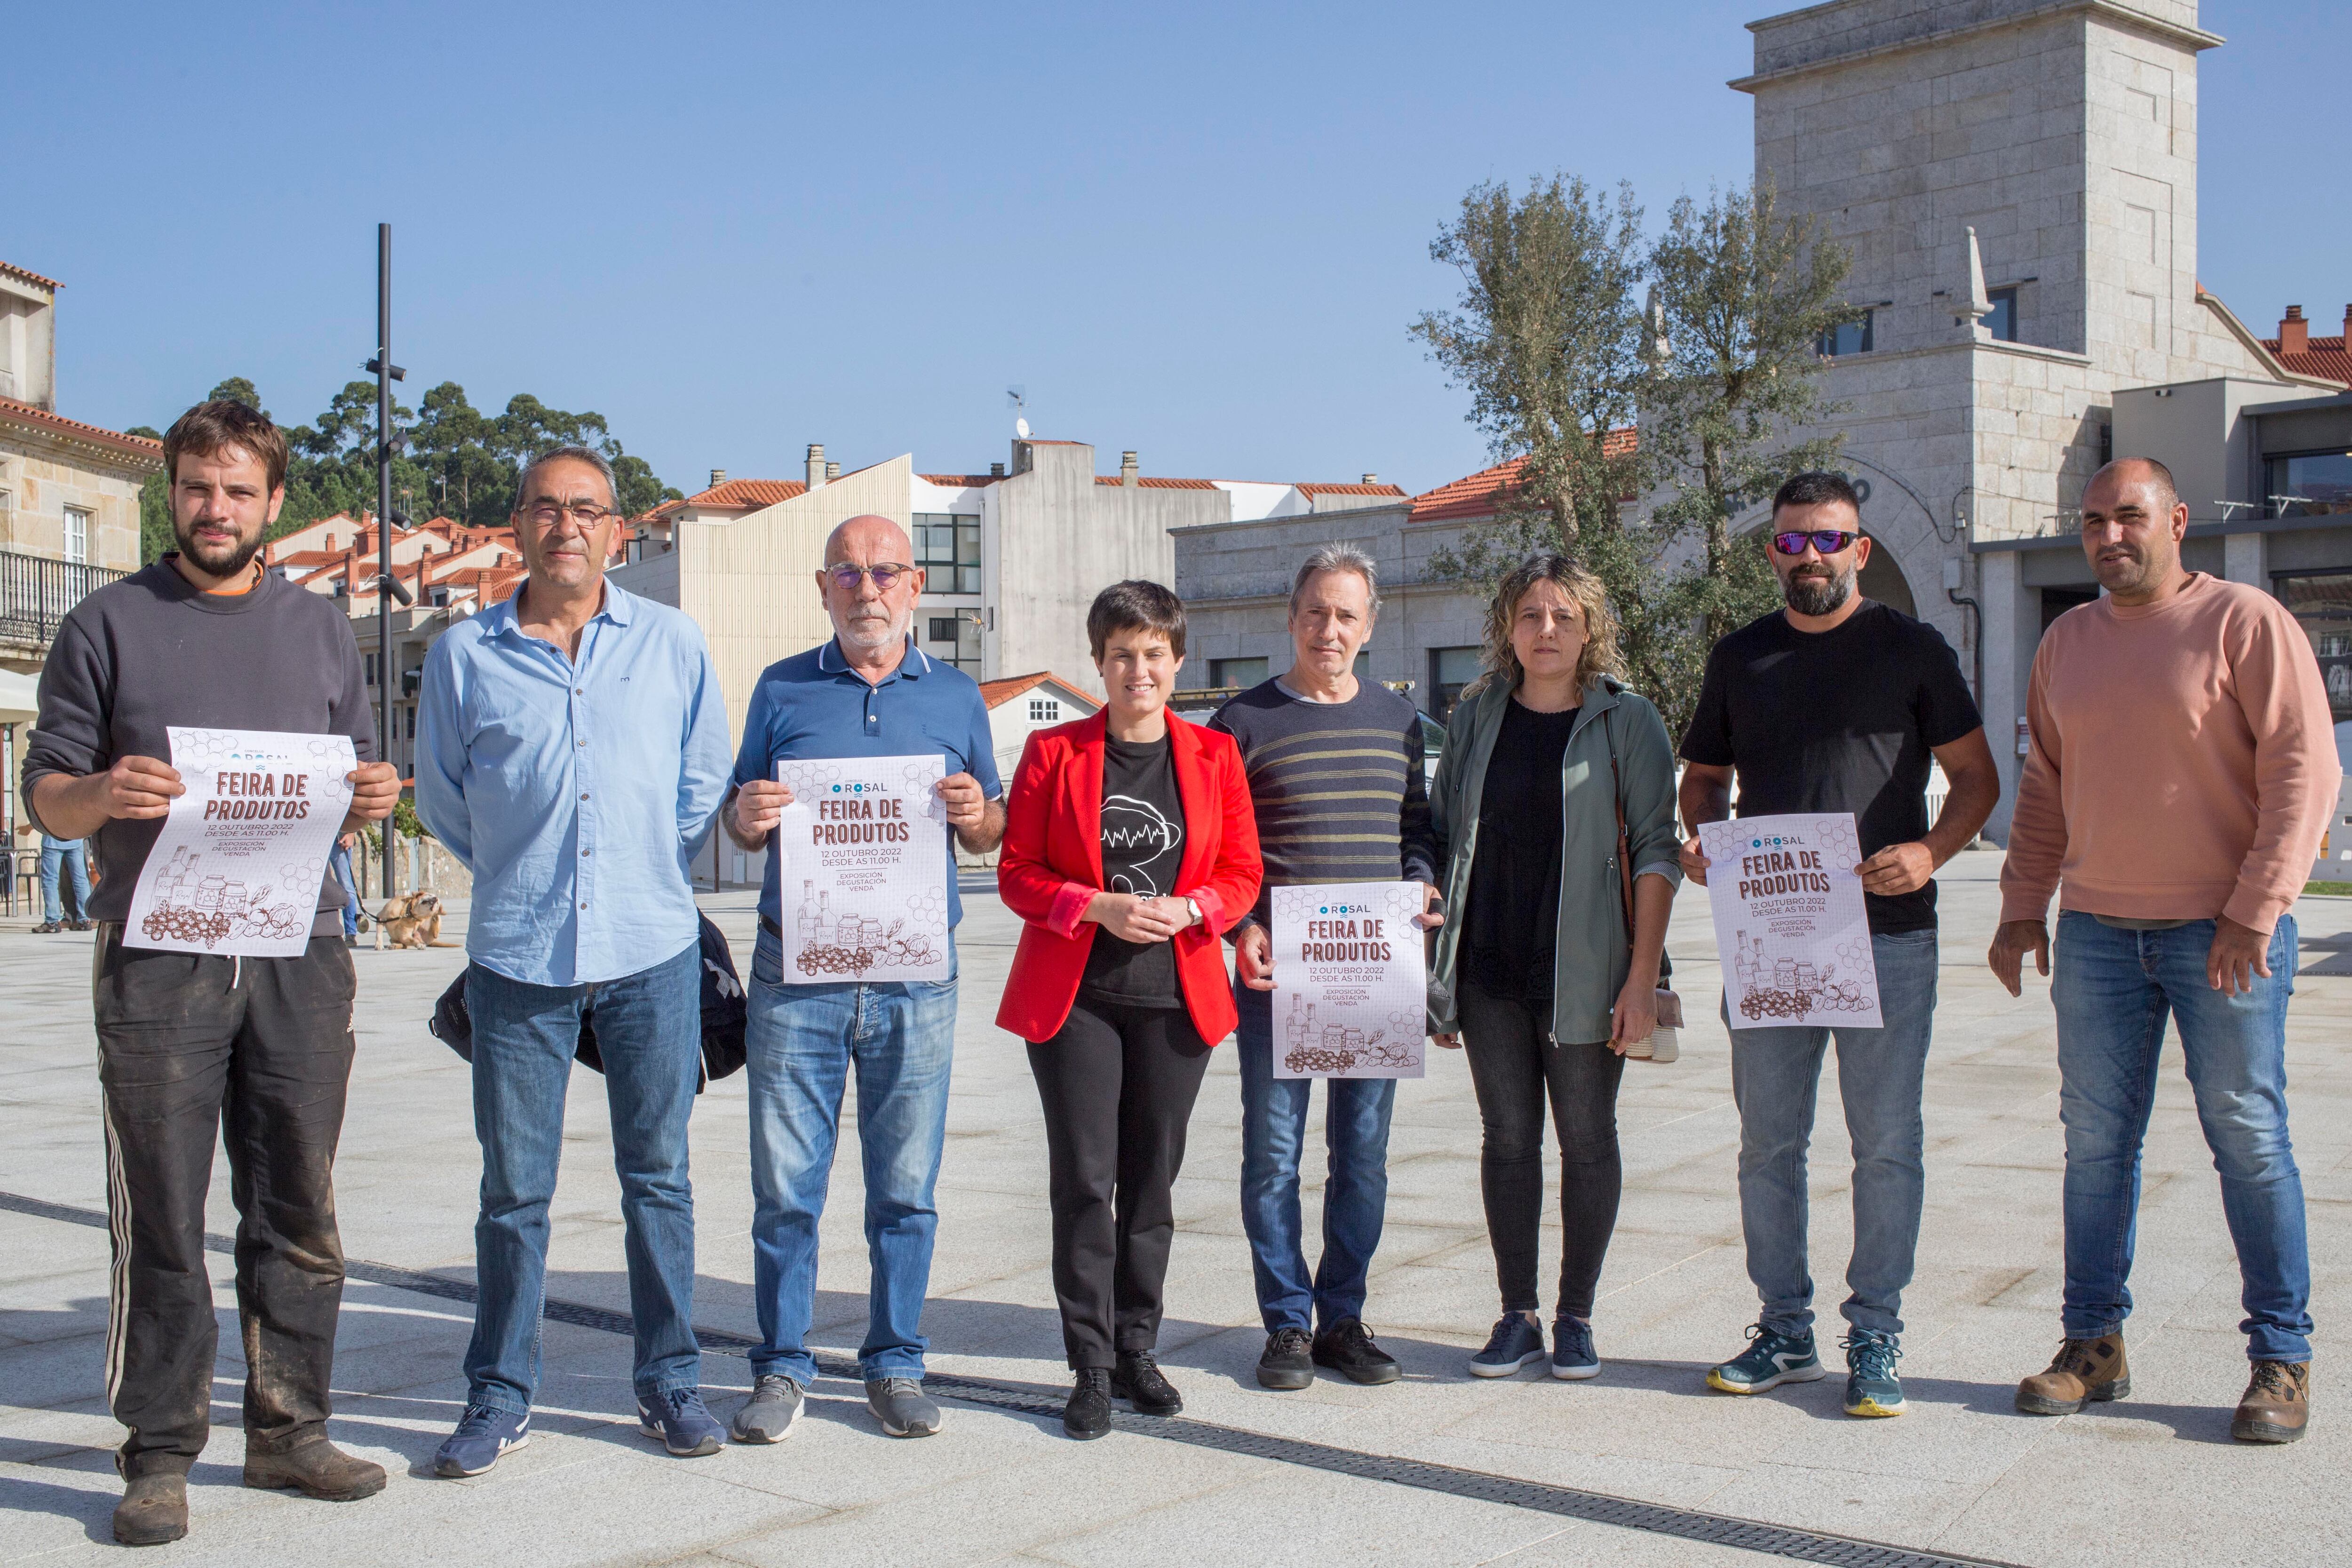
[1209,677,1438,926]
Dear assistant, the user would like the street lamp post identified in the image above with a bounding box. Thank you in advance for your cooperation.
[366,223,410,910]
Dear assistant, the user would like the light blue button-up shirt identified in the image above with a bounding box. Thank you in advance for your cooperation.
[415,581,730,987]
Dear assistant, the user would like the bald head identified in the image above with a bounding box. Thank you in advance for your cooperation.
[825,513,913,566]
[2084,457,2178,515]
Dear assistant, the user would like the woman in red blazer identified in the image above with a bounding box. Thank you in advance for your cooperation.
[996,580,1261,1441]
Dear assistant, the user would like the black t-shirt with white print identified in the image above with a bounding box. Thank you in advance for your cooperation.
[1081,732,1187,1007]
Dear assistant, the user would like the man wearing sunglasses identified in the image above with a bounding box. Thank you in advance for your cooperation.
[416,446,733,1475]
[1678,470,1998,1420]
[719,513,1004,1444]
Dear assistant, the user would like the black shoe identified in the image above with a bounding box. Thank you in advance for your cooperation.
[68,919,94,931]
[1064,1369,1112,1440]
[31,921,62,934]
[1111,1349,1183,1416]
[1257,1327,1315,1391]
[1313,1317,1402,1385]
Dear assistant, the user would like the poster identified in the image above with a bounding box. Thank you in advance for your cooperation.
[1698,812,1881,1030]
[1270,881,1428,1079]
[771,753,951,983]
[123,727,356,956]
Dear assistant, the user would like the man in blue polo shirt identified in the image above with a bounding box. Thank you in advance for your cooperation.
[722,513,1004,1444]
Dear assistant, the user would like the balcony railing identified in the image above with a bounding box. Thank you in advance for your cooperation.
[0,549,130,648]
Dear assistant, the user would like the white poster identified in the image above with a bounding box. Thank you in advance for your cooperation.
[1271,881,1428,1079]
[772,753,951,983]
[123,727,356,956]
[1699,812,1882,1030]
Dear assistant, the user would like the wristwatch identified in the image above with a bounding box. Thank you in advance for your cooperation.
[1184,897,1204,927]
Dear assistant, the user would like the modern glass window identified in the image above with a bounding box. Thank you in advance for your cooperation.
[1429,646,1481,719]
[914,513,981,593]
[2276,571,2352,723]
[64,506,90,564]
[1210,657,1268,690]
[1029,697,1060,723]
[1985,287,2018,342]
[2268,453,2352,518]
[1817,311,1873,357]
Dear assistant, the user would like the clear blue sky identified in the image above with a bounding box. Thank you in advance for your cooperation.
[12,1,2344,501]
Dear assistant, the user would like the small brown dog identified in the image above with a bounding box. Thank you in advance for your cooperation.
[376,891,455,949]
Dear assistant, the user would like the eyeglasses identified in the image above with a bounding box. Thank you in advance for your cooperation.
[1771,529,1859,557]
[825,562,914,592]
[522,500,618,529]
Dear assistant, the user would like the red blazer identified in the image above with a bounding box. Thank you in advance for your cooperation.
[995,709,1262,1045]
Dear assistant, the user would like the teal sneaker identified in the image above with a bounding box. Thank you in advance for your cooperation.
[1706,1323,1824,1394]
[1841,1330,1905,1417]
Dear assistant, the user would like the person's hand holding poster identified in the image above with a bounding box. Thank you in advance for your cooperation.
[1697,812,1882,1029]
[771,754,952,983]
[1271,881,1428,1079]
[123,728,357,957]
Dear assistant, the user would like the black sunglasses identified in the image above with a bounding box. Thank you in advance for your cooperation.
[1771,529,1859,557]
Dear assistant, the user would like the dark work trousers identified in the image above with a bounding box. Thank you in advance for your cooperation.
[1457,978,1627,1320]
[92,925,357,1477]
[1026,998,1213,1369]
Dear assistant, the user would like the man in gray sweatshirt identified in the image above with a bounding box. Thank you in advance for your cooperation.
[23,401,400,1545]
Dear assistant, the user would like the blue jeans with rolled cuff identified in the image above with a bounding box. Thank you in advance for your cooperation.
[40,838,90,924]
[461,940,704,1414]
[2050,911,2311,1364]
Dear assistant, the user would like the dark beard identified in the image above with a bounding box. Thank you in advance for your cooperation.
[174,524,263,580]
[1783,565,1855,617]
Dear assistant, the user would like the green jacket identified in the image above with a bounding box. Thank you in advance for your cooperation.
[1427,675,1684,1044]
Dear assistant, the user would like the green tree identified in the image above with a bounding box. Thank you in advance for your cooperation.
[1644,183,1858,662]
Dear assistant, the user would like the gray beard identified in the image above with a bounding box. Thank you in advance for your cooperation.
[1783,565,1856,618]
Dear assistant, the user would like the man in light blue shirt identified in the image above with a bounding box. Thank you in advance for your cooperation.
[414,445,731,1475]
[722,513,1003,1444]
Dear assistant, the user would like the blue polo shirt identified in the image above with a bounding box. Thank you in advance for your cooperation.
[732,637,1002,930]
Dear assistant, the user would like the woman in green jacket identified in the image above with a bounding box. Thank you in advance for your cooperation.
[1428,552,1683,1382]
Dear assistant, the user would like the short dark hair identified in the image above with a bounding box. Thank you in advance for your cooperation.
[2089,456,2179,510]
[1087,579,1187,661]
[163,400,289,492]
[1771,470,1861,517]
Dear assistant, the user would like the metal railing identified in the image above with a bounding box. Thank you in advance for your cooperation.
[0,549,129,648]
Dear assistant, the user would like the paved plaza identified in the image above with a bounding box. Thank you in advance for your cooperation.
[1,852,2345,1566]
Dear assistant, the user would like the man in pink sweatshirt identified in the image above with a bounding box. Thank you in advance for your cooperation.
[1990,457,2336,1445]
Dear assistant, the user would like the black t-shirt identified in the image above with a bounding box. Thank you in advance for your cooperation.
[1081,732,1187,1007]
[1465,699,1582,1002]
[1680,601,1982,934]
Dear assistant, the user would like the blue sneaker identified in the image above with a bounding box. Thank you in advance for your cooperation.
[1842,1330,1906,1417]
[638,1387,724,1457]
[1550,1317,1600,1380]
[1468,1314,1548,1377]
[1706,1323,1825,1394]
[433,1404,530,1477]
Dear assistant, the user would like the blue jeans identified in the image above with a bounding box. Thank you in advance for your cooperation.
[328,844,359,939]
[2051,912,2311,1363]
[462,941,703,1413]
[40,839,90,924]
[1235,981,1396,1334]
[745,928,957,1384]
[1725,928,1939,1338]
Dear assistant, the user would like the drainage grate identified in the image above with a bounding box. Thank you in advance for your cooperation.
[1,1188,2021,1568]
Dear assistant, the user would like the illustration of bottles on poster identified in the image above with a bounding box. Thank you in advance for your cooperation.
[1270,881,1429,1079]
[123,728,357,957]
[772,753,952,983]
[1697,812,1882,1029]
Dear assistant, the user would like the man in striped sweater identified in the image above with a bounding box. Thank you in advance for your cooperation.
[1212,544,1440,1391]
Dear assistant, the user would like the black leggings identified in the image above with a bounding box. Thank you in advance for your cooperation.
[1027,997,1213,1369]
[1457,978,1626,1320]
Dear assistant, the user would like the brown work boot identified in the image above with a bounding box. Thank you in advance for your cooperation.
[112,1471,188,1546]
[2232,1360,2310,1443]
[243,1437,387,1501]
[2017,1334,2130,1415]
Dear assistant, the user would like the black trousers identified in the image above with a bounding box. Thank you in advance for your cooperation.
[1026,997,1212,1369]
[93,927,357,1475]
[1457,979,1626,1320]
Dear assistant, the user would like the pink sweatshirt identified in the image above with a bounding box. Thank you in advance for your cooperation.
[2000,573,2340,933]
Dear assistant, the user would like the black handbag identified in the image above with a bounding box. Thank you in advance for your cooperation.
[429,913,749,1092]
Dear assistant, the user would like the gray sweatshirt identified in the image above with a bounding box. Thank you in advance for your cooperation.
[22,558,375,934]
